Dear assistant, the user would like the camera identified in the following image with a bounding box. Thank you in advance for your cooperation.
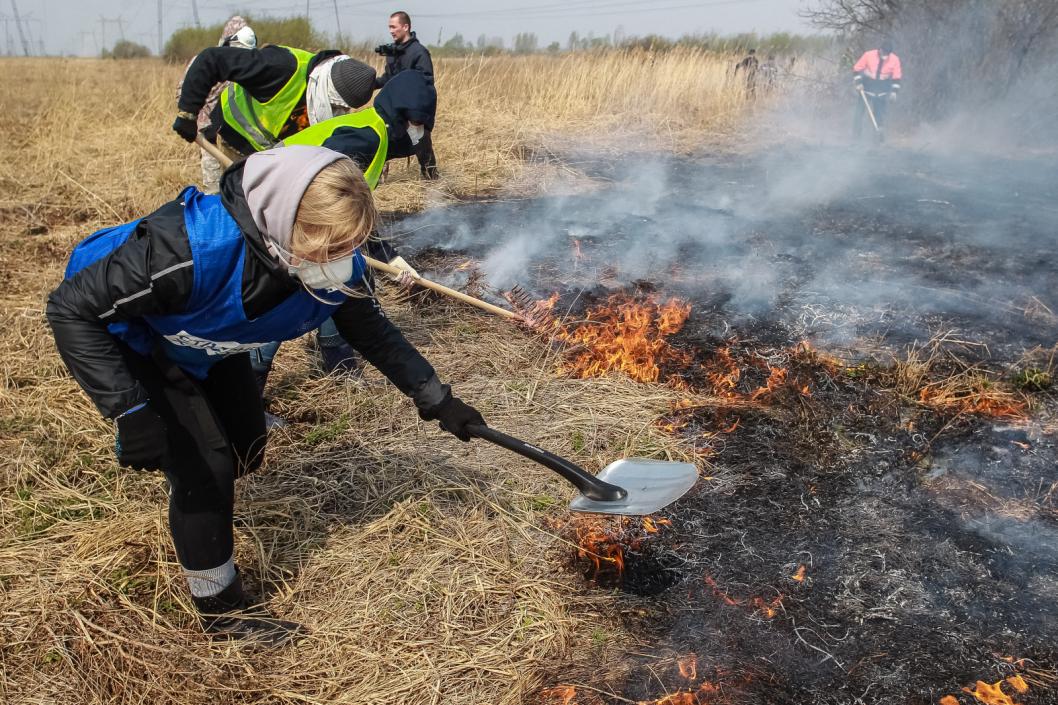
[375,42,403,57]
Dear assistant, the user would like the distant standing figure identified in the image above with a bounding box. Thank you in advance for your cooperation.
[735,48,759,94]
[375,11,439,179]
[176,16,256,193]
[852,39,902,140]
[758,54,779,91]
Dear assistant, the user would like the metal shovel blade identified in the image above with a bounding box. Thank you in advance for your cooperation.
[568,458,698,516]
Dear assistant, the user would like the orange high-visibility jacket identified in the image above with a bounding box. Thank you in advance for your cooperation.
[853,50,902,94]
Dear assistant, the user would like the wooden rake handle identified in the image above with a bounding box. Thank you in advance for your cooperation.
[193,134,523,323]
[363,256,522,321]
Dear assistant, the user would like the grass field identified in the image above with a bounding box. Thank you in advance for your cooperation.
[0,51,746,704]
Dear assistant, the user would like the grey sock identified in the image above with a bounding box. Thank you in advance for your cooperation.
[184,556,236,598]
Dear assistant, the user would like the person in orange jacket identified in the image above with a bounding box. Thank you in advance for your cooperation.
[852,40,902,139]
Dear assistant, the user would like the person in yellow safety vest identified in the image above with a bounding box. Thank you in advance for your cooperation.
[283,70,436,190]
[176,16,256,194]
[248,70,438,396]
[173,44,377,158]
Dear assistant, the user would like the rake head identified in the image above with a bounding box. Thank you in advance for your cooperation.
[504,285,554,330]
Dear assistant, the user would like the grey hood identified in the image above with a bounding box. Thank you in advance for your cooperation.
[242,145,347,258]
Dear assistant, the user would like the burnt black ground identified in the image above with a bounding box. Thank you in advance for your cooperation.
[393,146,1058,704]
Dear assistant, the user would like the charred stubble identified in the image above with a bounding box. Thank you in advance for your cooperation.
[400,148,1058,704]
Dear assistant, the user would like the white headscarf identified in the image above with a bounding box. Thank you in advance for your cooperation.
[306,56,353,126]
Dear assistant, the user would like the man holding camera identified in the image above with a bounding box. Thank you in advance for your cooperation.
[376,11,438,179]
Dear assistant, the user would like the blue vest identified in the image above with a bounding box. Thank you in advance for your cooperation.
[65,187,366,379]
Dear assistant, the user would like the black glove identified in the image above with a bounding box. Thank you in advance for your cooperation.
[419,392,485,442]
[115,403,168,470]
[172,114,198,143]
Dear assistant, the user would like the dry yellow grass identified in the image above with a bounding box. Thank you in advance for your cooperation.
[0,51,741,705]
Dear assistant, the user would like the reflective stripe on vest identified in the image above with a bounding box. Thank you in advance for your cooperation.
[220,46,315,151]
[280,108,389,189]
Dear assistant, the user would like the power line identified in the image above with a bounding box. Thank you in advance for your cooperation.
[331,0,341,37]
[9,0,30,56]
[415,0,768,21]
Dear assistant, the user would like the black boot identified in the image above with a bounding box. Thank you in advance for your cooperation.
[192,572,303,647]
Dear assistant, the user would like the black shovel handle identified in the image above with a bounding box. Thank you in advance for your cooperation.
[466,424,628,502]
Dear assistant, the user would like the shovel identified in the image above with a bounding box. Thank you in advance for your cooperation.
[467,424,698,516]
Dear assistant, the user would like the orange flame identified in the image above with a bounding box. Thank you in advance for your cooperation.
[791,565,807,582]
[750,366,788,401]
[554,295,692,384]
[939,697,960,705]
[917,386,1026,419]
[1006,676,1029,694]
[962,680,1021,705]
[575,521,626,578]
[705,347,741,397]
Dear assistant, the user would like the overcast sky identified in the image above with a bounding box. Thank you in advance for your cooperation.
[2,0,814,57]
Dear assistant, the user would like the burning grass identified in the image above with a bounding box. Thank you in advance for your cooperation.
[0,54,744,704]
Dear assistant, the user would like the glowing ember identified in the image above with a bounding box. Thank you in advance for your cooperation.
[677,653,698,681]
[541,685,578,705]
[940,697,960,705]
[704,575,783,618]
[639,682,721,705]
[791,565,807,582]
[553,294,692,384]
[643,516,672,534]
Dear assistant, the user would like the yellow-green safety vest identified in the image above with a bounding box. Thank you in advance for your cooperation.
[281,109,389,189]
[220,46,314,151]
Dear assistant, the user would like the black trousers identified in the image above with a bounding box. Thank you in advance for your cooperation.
[121,345,266,571]
[416,129,438,178]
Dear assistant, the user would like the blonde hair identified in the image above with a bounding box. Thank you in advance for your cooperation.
[291,159,377,263]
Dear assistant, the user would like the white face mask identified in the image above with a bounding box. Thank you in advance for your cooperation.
[294,254,355,291]
[407,123,425,146]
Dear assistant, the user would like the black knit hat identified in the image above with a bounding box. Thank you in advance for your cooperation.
[330,58,377,108]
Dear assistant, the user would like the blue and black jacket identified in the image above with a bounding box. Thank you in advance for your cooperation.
[46,161,440,419]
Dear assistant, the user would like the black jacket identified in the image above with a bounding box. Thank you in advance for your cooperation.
[376,33,434,88]
[46,164,440,419]
[178,45,341,156]
[371,70,437,160]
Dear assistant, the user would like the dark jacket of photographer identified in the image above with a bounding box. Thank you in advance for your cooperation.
[376,32,434,88]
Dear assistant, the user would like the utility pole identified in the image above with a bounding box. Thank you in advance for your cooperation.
[78,30,95,57]
[9,0,30,56]
[305,0,310,18]
[191,0,200,27]
[332,0,342,39]
[157,0,162,56]
[0,16,10,56]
